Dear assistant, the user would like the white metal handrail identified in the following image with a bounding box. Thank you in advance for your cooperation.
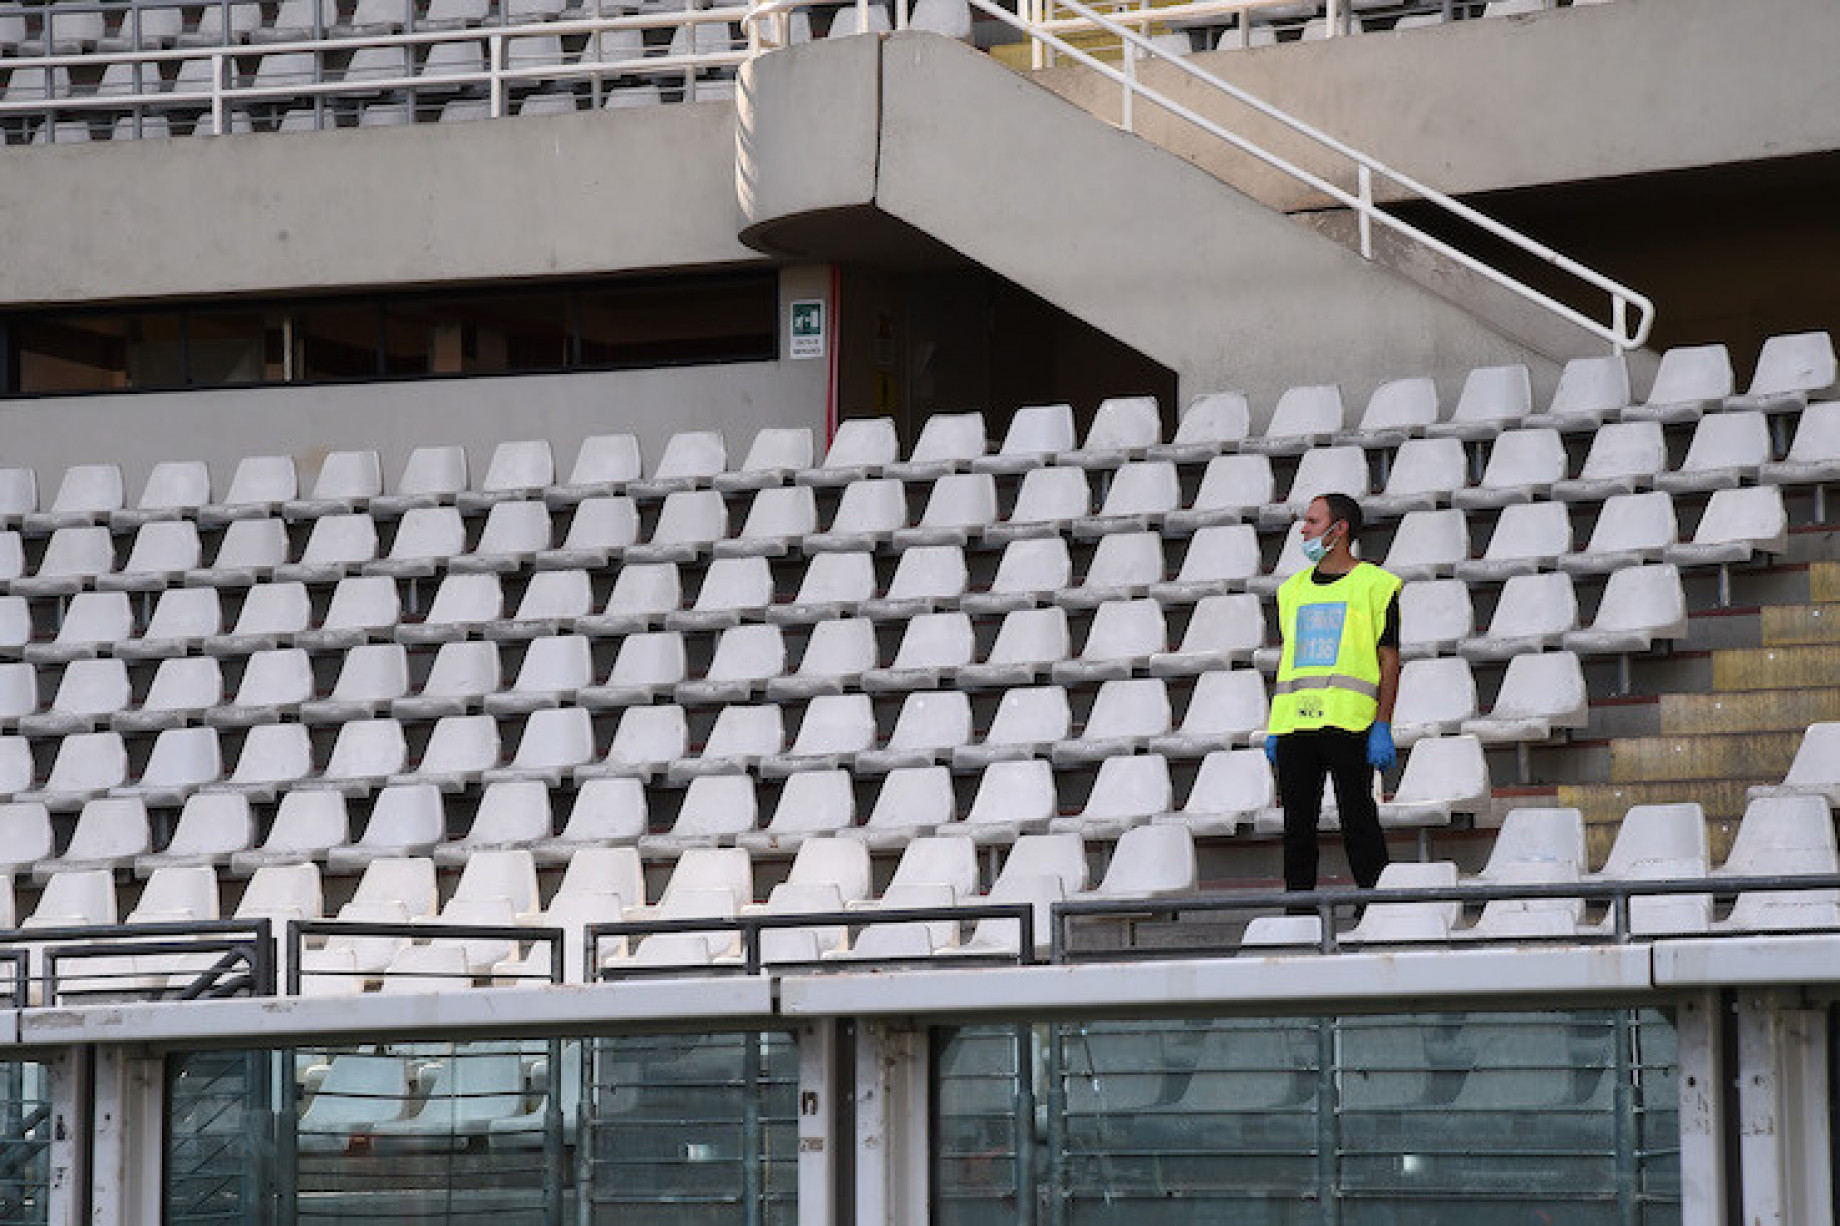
[745,0,1654,352]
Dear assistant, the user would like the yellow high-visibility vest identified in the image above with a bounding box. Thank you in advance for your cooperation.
[1268,561,1401,735]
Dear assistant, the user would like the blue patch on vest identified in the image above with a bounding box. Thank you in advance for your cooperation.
[1294,603,1346,667]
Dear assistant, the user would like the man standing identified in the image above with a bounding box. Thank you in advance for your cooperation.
[1264,492,1401,892]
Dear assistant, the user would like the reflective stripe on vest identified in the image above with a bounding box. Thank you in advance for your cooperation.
[1268,562,1400,736]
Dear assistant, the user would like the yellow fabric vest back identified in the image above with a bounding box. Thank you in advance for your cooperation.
[1268,562,1402,735]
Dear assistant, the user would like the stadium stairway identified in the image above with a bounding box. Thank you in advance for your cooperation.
[738,30,1553,405]
[1549,554,1840,866]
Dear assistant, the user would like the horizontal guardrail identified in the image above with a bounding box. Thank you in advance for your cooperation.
[285,918,566,993]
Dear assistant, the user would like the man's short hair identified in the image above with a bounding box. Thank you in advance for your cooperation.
[1317,492,1364,539]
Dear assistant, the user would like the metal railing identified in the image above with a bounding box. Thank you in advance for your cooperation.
[285,918,566,992]
[0,918,276,1005]
[745,0,1654,352]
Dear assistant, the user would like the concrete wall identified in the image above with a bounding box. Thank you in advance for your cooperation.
[1030,0,1840,214]
[0,262,832,487]
[743,31,1549,412]
[0,100,758,308]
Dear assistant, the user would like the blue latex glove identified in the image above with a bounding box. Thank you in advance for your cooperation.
[1264,735,1280,767]
[1366,722,1396,771]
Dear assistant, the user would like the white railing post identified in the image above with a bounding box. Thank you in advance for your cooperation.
[489,31,505,117]
[210,50,225,136]
[1357,162,1372,259]
[1121,40,1134,132]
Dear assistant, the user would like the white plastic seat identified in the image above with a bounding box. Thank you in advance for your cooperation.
[325,784,445,873]
[0,662,31,729]
[961,538,1072,615]
[206,647,313,726]
[1728,330,1837,415]
[984,467,1091,545]
[1525,353,1632,432]
[1257,446,1371,525]
[770,551,875,624]
[396,573,503,645]
[1159,747,1273,837]
[1667,486,1789,570]
[995,832,1088,897]
[1425,364,1533,442]
[295,575,401,652]
[735,769,856,854]
[972,403,1076,474]
[828,880,958,960]
[1053,599,1165,684]
[957,606,1068,689]
[296,717,407,797]
[1148,392,1250,462]
[14,526,116,597]
[1340,862,1461,944]
[390,706,500,791]
[668,704,783,782]
[1057,533,1164,610]
[805,478,908,552]
[1388,656,1477,746]
[200,582,311,657]
[676,623,785,704]
[482,635,592,716]
[0,533,21,589]
[0,737,35,798]
[366,506,465,579]
[953,685,1070,769]
[1655,411,1770,495]
[1050,753,1172,839]
[97,521,202,593]
[428,849,543,972]
[22,868,116,932]
[283,450,382,521]
[896,474,998,549]
[761,693,876,777]
[133,792,254,877]
[1758,400,1840,489]
[1149,668,1268,757]
[252,0,338,41]
[1242,385,1345,456]
[863,612,973,692]
[714,427,813,493]
[1395,578,1473,661]
[229,790,350,875]
[393,640,501,721]
[19,658,129,737]
[371,445,467,517]
[627,430,726,500]
[1562,563,1687,655]
[1460,650,1588,744]
[717,486,816,559]
[205,722,313,804]
[430,780,552,867]
[1748,722,1840,805]
[1379,508,1467,584]
[856,690,972,774]
[1376,734,1489,827]
[1452,428,1567,509]
[186,517,290,589]
[294,1055,415,1143]
[538,496,639,570]
[1332,376,1440,448]
[1149,592,1262,677]
[273,512,378,584]
[861,545,968,621]
[1552,421,1666,502]
[302,644,411,724]
[483,706,597,786]
[1457,572,1577,661]
[957,759,1057,845]
[627,489,727,564]
[639,774,759,857]
[766,617,877,700]
[530,781,648,862]
[668,557,775,631]
[114,655,224,734]
[0,804,52,881]
[1454,501,1572,582]
[110,461,210,531]
[1717,795,1840,931]
[18,730,129,811]
[1057,395,1161,469]
[24,464,124,535]
[1622,343,1735,425]
[459,441,555,512]
[1366,437,1467,517]
[575,706,687,785]
[1559,491,1677,574]
[543,434,642,509]
[0,470,34,531]
[1074,462,1182,539]
[490,568,594,642]
[316,856,440,979]
[35,796,152,880]
[1592,802,1712,935]
[577,629,688,706]
[845,765,958,850]
[797,417,898,487]
[110,726,222,808]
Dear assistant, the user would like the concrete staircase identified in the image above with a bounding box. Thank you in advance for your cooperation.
[1558,559,1840,867]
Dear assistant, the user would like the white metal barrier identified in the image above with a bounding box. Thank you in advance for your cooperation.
[746,0,1654,352]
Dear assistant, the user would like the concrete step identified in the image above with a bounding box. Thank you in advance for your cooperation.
[1608,731,1798,784]
[1560,780,1749,864]
[1810,561,1840,604]
[1660,687,1840,736]
[1760,602,1840,647]
[1710,644,1840,691]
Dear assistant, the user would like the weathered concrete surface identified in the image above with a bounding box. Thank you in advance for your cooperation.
[742,31,1550,409]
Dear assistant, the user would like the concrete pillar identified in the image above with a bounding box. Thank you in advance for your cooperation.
[854,1022,929,1225]
[1737,990,1833,1226]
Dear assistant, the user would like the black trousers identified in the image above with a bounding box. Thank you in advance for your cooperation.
[1275,727,1390,892]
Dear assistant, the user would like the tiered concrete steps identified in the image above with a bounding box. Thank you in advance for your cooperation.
[1559,561,1840,866]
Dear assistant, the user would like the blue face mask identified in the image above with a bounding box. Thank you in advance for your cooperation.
[1301,526,1336,564]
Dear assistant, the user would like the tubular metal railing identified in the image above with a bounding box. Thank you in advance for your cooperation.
[744,0,1655,352]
